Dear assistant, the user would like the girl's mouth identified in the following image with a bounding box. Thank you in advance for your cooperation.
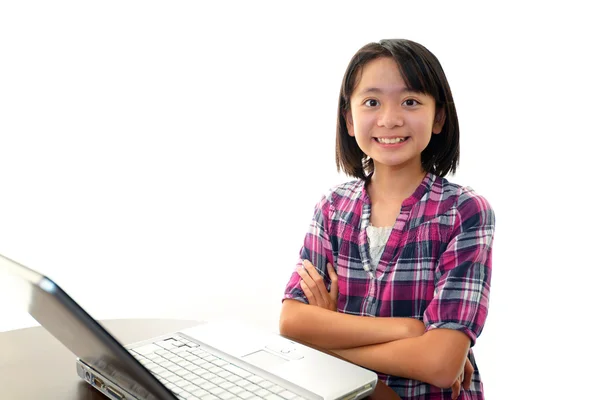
[374,137,409,144]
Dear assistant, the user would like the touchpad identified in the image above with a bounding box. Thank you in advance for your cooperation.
[242,350,289,370]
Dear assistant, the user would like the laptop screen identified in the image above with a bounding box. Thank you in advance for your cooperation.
[0,253,177,400]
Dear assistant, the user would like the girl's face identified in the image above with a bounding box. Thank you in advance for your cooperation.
[347,57,445,174]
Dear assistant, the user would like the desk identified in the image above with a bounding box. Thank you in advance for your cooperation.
[0,319,400,400]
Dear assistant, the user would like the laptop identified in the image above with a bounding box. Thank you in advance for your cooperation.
[0,253,377,400]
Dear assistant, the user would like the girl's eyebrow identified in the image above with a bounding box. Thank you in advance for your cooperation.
[356,87,418,96]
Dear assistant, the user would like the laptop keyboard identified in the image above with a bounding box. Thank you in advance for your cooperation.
[130,335,307,400]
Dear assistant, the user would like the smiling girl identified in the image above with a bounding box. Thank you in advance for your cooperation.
[280,39,495,400]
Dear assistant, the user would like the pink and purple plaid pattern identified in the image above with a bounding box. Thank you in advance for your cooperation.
[283,172,495,399]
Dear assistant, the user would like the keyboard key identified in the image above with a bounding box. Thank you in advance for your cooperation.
[192,377,207,386]
[216,370,233,379]
[264,395,285,400]
[226,374,241,383]
[223,364,252,378]
[191,388,209,397]
[170,339,187,347]
[182,373,197,381]
[157,359,174,368]
[236,379,251,388]
[255,388,271,397]
[170,377,185,386]
[247,375,263,384]
[182,384,198,392]
[200,372,218,381]
[211,377,226,385]
[199,381,217,391]
[181,339,200,348]
[133,344,163,355]
[180,361,194,369]
[148,365,162,373]
[258,380,273,389]
[219,381,234,390]
[135,338,290,400]
[208,366,223,374]
[228,387,243,395]
[161,371,176,379]
[171,366,185,375]
[157,340,177,350]
[269,385,285,394]
[279,390,296,399]
[208,387,225,396]
[245,384,261,392]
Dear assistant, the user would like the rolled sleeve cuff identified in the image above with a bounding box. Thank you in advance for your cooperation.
[282,288,308,305]
[425,321,478,347]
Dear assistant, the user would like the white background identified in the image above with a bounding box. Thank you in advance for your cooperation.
[1,1,598,399]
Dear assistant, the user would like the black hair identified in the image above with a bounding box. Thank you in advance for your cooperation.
[335,39,459,179]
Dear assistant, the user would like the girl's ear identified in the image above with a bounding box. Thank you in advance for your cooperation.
[346,110,355,137]
[432,108,446,134]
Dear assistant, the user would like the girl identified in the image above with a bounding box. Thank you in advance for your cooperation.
[280,39,495,400]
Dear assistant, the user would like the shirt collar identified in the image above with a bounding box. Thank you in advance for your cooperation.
[359,172,437,208]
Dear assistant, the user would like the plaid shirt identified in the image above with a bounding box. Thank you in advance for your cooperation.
[283,172,495,400]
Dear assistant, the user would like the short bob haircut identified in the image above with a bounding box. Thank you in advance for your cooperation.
[335,39,460,180]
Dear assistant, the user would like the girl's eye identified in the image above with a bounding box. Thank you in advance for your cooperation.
[403,99,420,107]
[364,99,380,107]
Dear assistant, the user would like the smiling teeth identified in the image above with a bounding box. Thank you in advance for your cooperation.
[376,137,407,144]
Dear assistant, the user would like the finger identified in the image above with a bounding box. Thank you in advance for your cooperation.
[327,263,338,295]
[299,280,317,305]
[326,263,339,309]
[296,265,325,307]
[463,359,474,390]
[302,260,329,306]
[451,379,460,400]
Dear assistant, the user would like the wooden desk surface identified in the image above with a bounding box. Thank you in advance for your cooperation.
[0,319,400,400]
[0,319,198,399]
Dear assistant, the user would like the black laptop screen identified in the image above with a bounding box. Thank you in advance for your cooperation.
[0,254,177,400]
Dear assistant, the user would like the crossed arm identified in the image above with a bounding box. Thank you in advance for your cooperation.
[279,261,473,392]
[281,192,493,398]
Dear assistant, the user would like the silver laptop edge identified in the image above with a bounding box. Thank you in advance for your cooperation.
[1,253,377,400]
[0,253,176,400]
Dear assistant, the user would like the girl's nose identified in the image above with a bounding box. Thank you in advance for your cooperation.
[377,106,404,129]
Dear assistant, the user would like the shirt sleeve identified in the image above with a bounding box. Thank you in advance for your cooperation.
[282,194,335,304]
[423,188,496,346]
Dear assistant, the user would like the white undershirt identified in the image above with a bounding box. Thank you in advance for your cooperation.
[366,224,393,270]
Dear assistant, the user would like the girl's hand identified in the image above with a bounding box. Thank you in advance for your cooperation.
[450,357,473,399]
[297,260,338,312]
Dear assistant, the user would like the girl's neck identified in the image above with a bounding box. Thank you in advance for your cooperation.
[368,162,426,203]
